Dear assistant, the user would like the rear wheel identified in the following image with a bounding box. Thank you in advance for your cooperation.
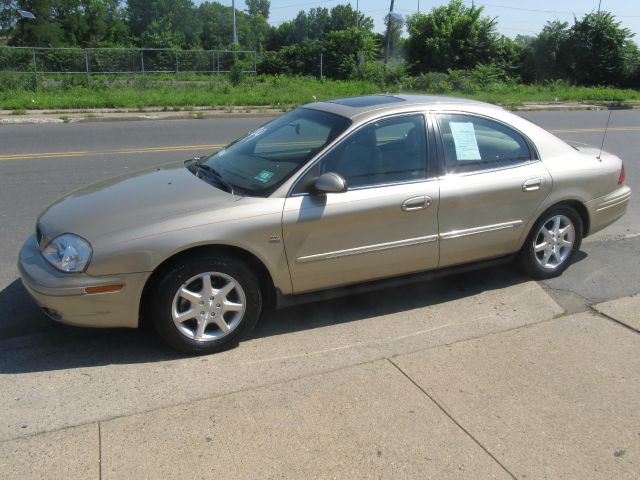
[151,255,262,354]
[518,206,583,279]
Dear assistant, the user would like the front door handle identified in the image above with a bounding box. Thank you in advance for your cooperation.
[401,196,432,212]
[522,178,543,192]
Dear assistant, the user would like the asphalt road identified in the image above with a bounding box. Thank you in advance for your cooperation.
[0,109,638,342]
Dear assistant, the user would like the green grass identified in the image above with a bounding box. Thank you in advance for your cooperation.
[0,74,378,110]
[1,73,639,111]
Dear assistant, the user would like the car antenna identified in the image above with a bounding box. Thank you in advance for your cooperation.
[597,109,613,161]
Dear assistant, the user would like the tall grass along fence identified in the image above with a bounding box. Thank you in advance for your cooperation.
[0,46,257,78]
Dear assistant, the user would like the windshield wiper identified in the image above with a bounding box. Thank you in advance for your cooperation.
[185,159,234,194]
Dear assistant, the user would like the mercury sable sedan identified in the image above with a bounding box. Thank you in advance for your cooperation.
[19,95,631,354]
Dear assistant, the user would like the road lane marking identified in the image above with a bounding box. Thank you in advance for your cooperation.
[2,125,640,161]
[0,144,226,161]
[550,126,640,134]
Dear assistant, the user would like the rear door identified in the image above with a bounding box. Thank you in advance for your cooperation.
[434,112,552,267]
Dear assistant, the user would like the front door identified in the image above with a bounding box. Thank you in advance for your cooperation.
[282,113,440,293]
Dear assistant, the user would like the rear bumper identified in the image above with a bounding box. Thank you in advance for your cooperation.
[18,235,148,328]
[585,185,632,236]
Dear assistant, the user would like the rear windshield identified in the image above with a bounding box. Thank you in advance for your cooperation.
[202,108,351,196]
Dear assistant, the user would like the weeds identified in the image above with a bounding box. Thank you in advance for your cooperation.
[1,72,639,110]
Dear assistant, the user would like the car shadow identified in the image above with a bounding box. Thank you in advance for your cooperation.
[253,265,530,339]
[0,264,530,374]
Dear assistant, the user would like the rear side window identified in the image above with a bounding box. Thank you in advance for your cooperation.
[437,114,533,174]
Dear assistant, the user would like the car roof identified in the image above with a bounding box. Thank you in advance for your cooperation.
[303,94,503,120]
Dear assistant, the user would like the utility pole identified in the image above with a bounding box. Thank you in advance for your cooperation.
[418,0,420,13]
[356,0,359,27]
[598,0,602,12]
[384,0,395,65]
[232,0,238,44]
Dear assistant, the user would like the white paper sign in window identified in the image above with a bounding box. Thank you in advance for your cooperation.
[449,121,481,161]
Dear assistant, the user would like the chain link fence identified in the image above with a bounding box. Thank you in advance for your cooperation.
[0,46,257,77]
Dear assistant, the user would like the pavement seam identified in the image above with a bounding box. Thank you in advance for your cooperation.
[387,358,518,480]
[590,307,640,335]
[98,422,102,480]
[0,316,563,445]
[540,282,593,302]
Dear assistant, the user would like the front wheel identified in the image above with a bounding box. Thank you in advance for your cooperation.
[151,255,262,354]
[517,206,583,280]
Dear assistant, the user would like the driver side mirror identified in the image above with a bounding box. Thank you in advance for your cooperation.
[313,172,347,194]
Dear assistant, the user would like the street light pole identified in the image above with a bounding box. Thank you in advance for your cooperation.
[384,0,395,65]
[232,0,238,44]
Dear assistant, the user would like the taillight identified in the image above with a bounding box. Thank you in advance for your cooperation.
[618,163,625,185]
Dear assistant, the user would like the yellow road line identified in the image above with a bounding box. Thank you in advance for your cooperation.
[2,125,639,161]
[0,144,225,161]
[550,126,640,133]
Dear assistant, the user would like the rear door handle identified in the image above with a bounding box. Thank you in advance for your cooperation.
[522,178,543,192]
[401,196,432,212]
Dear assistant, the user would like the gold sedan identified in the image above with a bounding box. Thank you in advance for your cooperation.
[19,95,631,354]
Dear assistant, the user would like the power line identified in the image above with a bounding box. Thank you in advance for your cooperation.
[270,0,340,10]
[469,1,640,18]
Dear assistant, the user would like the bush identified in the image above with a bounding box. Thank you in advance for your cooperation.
[229,63,245,86]
[353,61,408,88]
[257,51,289,75]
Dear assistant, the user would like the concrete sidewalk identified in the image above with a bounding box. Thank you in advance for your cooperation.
[1,290,638,479]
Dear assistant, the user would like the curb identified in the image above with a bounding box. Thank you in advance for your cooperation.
[1,102,639,125]
[0,108,283,125]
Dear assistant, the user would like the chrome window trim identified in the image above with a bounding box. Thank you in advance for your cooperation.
[296,234,439,264]
[287,111,431,197]
[289,176,439,198]
[432,110,541,177]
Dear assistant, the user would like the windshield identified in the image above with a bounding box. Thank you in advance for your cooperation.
[200,108,351,196]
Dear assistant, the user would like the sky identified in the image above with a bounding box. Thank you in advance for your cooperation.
[218,0,640,41]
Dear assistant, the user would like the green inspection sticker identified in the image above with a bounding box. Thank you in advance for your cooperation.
[254,170,275,183]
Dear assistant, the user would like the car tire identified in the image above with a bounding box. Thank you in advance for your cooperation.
[151,254,262,355]
[517,205,583,280]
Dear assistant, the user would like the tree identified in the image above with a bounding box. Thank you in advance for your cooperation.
[245,0,269,19]
[323,27,378,79]
[565,11,634,86]
[522,21,571,83]
[197,1,267,51]
[6,0,65,46]
[267,4,373,50]
[328,4,372,32]
[128,0,201,48]
[139,17,183,48]
[405,0,498,74]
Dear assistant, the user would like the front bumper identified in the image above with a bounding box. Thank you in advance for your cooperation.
[585,185,632,236]
[18,235,149,328]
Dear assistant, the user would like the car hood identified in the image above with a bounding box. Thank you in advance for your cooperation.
[37,162,241,243]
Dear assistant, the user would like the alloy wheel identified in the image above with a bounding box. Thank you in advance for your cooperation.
[171,271,246,342]
[533,214,575,270]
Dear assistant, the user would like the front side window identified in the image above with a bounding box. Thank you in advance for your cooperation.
[437,114,533,174]
[200,108,351,196]
[295,114,427,192]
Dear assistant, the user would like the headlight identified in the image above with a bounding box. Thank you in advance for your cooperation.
[43,234,92,273]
